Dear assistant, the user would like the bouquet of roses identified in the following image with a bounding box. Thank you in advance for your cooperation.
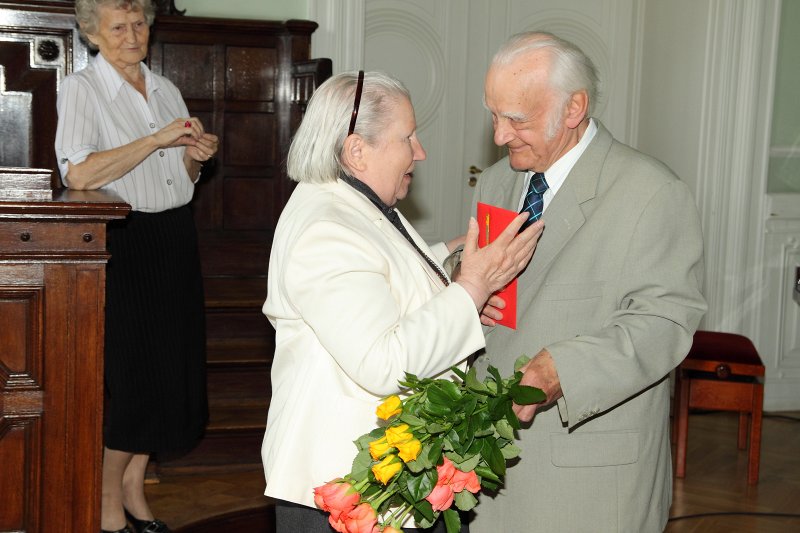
[313,356,545,533]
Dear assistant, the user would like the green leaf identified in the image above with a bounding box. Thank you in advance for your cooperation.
[514,354,531,372]
[450,366,467,381]
[474,465,500,482]
[445,428,462,454]
[428,381,462,404]
[487,396,509,421]
[454,489,479,511]
[504,400,521,430]
[479,477,500,491]
[442,508,461,533]
[349,449,373,481]
[450,450,481,472]
[426,422,449,434]
[481,437,506,477]
[443,508,461,533]
[509,383,546,405]
[465,367,490,394]
[353,427,385,451]
[406,442,435,473]
[487,366,504,394]
[424,396,453,417]
[399,412,426,427]
[408,497,436,525]
[406,468,437,501]
[494,418,515,441]
[500,442,521,459]
[427,438,443,465]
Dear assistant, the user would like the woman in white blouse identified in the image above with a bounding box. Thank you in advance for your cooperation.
[54,2,218,532]
[262,70,544,532]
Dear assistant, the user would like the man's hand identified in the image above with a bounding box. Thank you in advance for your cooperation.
[480,294,506,326]
[513,349,562,422]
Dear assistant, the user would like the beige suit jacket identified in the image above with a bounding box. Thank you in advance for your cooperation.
[261,179,485,509]
[470,122,707,532]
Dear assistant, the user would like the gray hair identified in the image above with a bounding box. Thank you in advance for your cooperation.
[287,70,411,184]
[75,0,155,49]
[493,31,599,124]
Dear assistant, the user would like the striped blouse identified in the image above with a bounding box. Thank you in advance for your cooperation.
[55,52,195,213]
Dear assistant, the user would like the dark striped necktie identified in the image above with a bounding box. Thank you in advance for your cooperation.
[520,172,548,231]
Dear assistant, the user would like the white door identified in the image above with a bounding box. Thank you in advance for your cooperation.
[360,0,640,243]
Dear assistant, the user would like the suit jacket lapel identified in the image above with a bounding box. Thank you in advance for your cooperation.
[333,180,447,288]
[517,122,614,302]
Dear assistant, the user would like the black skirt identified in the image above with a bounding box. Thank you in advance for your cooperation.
[104,205,208,454]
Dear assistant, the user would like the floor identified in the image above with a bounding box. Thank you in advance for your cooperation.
[147,411,800,532]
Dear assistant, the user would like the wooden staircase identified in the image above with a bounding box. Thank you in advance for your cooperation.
[154,276,273,475]
[143,15,331,493]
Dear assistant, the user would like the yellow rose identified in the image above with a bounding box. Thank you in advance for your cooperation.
[396,438,422,463]
[385,424,413,446]
[376,395,403,420]
[372,455,403,485]
[368,435,393,460]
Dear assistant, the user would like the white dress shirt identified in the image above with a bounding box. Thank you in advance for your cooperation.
[55,53,194,212]
[516,118,598,212]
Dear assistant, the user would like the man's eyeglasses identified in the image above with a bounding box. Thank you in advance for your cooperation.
[347,70,365,136]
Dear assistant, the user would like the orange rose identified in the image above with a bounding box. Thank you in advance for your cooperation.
[313,479,360,521]
[425,457,481,511]
[342,502,378,533]
[376,395,402,420]
[372,455,403,485]
[450,468,480,494]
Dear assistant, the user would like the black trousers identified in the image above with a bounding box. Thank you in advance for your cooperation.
[275,500,469,533]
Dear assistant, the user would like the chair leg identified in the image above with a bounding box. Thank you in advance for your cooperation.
[672,371,681,444]
[675,372,690,478]
[747,384,764,485]
[737,412,748,450]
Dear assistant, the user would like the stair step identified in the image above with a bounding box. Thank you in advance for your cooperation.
[207,403,267,433]
[204,277,268,309]
[207,337,272,366]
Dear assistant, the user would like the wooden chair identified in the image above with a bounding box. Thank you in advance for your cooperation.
[673,330,765,484]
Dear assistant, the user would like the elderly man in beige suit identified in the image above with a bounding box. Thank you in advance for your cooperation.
[469,32,707,532]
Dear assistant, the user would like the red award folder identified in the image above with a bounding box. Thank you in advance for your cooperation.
[476,202,518,329]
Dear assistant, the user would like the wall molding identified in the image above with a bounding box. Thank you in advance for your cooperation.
[307,0,365,73]
[695,0,779,336]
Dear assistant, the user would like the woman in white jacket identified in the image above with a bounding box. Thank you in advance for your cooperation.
[262,70,543,532]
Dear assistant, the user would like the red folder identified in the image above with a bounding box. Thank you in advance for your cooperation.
[476,202,518,329]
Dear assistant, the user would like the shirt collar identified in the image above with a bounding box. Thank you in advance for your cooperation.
[536,118,598,197]
[339,173,396,218]
[94,52,160,100]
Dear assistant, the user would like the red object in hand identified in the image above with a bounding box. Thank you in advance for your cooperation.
[184,121,191,128]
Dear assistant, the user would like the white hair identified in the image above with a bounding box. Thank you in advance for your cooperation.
[493,31,599,125]
[75,0,155,50]
[287,71,410,184]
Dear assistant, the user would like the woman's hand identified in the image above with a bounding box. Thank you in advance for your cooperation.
[454,213,543,309]
[182,118,220,163]
[153,118,219,159]
[163,117,219,181]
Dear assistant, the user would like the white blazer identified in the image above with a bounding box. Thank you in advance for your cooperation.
[261,179,485,508]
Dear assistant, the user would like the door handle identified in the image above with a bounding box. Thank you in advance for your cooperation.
[468,165,483,187]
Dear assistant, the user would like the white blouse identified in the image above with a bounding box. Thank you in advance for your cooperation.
[55,53,195,212]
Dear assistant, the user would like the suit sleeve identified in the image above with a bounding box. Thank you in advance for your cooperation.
[280,218,485,396]
[549,178,707,427]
